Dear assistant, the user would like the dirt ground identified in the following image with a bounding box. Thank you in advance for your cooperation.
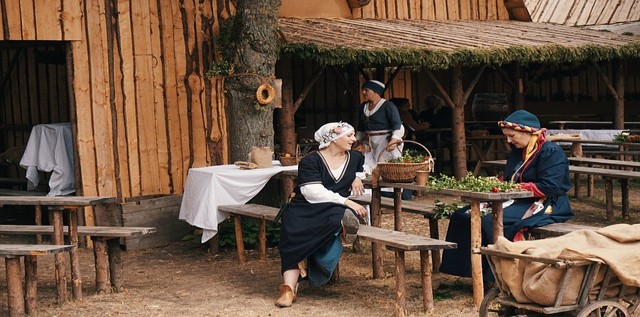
[1,179,639,317]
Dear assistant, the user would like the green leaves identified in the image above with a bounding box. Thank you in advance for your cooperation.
[386,149,428,163]
[428,172,520,192]
[432,199,464,219]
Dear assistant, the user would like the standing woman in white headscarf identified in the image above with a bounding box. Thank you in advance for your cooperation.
[275,122,368,308]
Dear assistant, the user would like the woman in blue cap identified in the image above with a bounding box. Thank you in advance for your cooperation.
[440,110,574,282]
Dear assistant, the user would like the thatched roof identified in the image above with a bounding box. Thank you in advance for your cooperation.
[523,0,640,27]
[278,18,640,69]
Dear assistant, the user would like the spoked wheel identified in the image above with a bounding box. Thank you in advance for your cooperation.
[480,288,515,317]
[576,301,630,317]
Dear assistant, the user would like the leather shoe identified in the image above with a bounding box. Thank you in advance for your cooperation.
[275,284,296,307]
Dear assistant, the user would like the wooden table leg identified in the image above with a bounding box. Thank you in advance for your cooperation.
[470,200,484,308]
[371,187,383,279]
[24,255,38,314]
[233,214,246,264]
[420,250,434,314]
[491,201,504,243]
[107,238,125,292]
[68,208,82,300]
[394,188,402,231]
[6,256,25,317]
[93,237,112,294]
[621,179,629,220]
[605,179,614,221]
[395,250,407,317]
[427,218,441,272]
[51,208,67,303]
[258,217,267,261]
[35,206,42,244]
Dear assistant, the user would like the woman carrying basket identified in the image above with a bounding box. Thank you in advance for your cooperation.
[441,110,574,282]
[355,80,411,199]
[275,122,368,308]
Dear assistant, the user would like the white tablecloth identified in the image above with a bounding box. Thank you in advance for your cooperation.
[547,129,624,148]
[178,162,298,242]
[19,123,75,196]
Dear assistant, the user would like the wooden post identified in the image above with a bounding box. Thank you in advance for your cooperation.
[395,250,407,317]
[24,255,37,314]
[621,179,629,220]
[93,238,111,294]
[470,200,484,308]
[371,187,383,279]
[233,215,246,264]
[107,238,124,292]
[420,250,434,314]
[51,208,67,303]
[34,205,42,244]
[69,208,82,300]
[6,257,25,317]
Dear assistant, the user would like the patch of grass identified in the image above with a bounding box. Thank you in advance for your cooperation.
[434,279,473,301]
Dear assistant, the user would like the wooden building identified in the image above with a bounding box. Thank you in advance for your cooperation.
[0,0,639,228]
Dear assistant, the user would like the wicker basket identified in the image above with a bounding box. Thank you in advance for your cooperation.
[278,145,304,166]
[376,140,435,183]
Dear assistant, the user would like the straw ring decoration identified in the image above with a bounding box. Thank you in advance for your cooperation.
[256,83,275,105]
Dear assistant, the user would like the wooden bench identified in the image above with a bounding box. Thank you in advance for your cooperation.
[218,203,457,316]
[350,195,444,270]
[483,159,640,220]
[357,225,456,316]
[0,225,156,294]
[528,222,600,239]
[0,244,74,316]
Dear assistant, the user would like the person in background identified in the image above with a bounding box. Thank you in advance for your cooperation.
[355,80,411,200]
[419,94,452,129]
[390,97,430,143]
[276,121,368,308]
[440,110,574,282]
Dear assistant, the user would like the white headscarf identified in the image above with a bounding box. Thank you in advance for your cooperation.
[314,122,355,150]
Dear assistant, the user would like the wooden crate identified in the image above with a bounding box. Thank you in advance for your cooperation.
[94,194,191,251]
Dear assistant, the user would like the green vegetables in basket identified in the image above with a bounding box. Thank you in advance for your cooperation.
[386,149,429,163]
[428,172,520,192]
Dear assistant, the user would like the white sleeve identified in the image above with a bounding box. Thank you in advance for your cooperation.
[391,125,404,140]
[356,131,366,141]
[300,183,348,204]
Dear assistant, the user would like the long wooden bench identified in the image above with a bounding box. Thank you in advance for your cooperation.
[0,225,156,294]
[218,203,457,316]
[349,195,444,270]
[0,244,75,316]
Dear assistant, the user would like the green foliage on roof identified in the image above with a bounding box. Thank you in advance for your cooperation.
[279,42,640,69]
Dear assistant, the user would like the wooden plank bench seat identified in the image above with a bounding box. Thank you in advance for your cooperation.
[0,225,156,294]
[0,244,75,316]
[218,203,457,316]
[528,222,600,239]
[349,195,444,270]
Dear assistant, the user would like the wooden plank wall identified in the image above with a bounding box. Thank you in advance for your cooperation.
[524,0,640,26]
[0,0,229,200]
[352,0,510,20]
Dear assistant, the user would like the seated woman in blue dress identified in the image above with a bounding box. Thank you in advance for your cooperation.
[275,121,368,307]
[440,110,574,282]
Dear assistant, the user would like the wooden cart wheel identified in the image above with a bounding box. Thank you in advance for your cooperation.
[576,300,629,317]
[479,288,515,317]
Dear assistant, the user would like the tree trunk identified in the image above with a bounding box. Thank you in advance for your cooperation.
[451,64,468,178]
[613,60,625,129]
[225,0,282,162]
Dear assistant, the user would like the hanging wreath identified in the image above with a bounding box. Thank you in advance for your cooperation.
[256,83,275,105]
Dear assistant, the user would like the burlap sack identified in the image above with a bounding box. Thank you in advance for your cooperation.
[249,146,273,168]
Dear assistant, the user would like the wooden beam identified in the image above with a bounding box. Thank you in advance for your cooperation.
[293,66,324,113]
[383,66,404,94]
[424,69,455,108]
[591,60,619,98]
[330,66,356,98]
[463,65,487,103]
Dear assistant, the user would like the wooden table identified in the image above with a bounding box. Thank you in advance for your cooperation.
[363,179,532,308]
[550,121,640,129]
[551,138,640,160]
[467,135,511,176]
[0,196,118,302]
